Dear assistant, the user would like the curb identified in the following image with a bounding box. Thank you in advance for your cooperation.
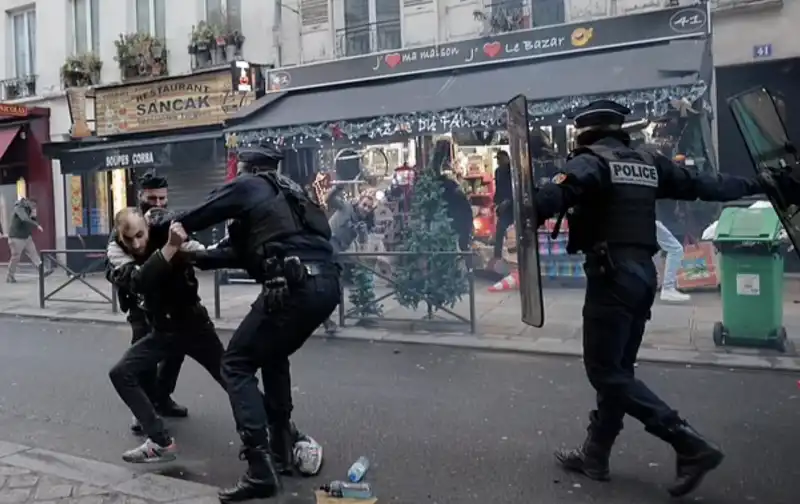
[0,440,219,503]
[2,310,799,373]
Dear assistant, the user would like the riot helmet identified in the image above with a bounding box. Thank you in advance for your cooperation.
[236,140,284,175]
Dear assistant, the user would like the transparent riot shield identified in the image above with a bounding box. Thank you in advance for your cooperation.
[506,94,544,328]
[728,87,800,258]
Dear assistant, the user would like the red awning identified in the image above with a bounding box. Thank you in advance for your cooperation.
[0,126,21,161]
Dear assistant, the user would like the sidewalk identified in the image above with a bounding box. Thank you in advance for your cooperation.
[2,266,800,371]
[0,440,218,503]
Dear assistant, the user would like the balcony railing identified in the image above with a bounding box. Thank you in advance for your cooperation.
[0,75,37,101]
[334,19,402,58]
[474,0,566,34]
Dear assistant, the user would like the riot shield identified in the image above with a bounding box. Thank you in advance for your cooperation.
[506,94,544,328]
[728,87,800,258]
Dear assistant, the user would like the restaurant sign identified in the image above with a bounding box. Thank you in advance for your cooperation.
[94,70,255,136]
[266,5,709,93]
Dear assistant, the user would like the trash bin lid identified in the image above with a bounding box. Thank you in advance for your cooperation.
[713,206,783,242]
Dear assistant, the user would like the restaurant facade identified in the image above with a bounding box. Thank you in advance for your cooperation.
[43,67,257,265]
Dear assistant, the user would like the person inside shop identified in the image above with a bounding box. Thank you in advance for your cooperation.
[165,140,339,502]
[529,99,777,498]
[434,140,473,252]
[106,208,226,464]
[5,197,52,283]
[106,171,188,434]
[493,150,514,260]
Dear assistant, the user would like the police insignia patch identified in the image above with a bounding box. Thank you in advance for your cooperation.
[552,173,567,184]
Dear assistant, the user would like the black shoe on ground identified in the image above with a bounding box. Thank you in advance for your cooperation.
[665,421,724,497]
[155,397,188,418]
[555,411,617,481]
[218,445,282,502]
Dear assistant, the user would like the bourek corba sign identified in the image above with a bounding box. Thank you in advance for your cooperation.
[94,70,256,136]
[266,5,709,93]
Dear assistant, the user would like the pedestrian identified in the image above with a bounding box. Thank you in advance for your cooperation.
[493,150,514,260]
[106,171,187,435]
[656,220,691,302]
[173,140,340,502]
[528,100,768,497]
[106,208,224,463]
[5,198,50,283]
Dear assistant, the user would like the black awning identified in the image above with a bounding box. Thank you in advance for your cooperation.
[227,39,709,133]
[45,130,224,174]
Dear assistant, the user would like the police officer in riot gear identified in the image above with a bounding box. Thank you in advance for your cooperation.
[172,140,340,502]
[534,100,766,497]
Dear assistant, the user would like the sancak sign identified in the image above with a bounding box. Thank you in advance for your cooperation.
[266,5,709,94]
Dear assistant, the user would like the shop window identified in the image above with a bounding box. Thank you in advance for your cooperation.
[136,0,166,40]
[9,7,36,78]
[72,0,100,55]
[67,171,128,237]
[205,0,242,33]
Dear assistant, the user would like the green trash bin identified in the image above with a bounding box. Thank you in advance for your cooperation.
[712,206,789,352]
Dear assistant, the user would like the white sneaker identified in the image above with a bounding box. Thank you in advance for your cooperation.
[121,437,177,464]
[660,288,691,302]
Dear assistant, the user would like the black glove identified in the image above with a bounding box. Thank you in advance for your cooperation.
[284,256,308,286]
[262,257,289,313]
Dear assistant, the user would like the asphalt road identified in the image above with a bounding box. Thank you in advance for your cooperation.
[0,318,798,504]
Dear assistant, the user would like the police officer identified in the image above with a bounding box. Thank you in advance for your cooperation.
[173,140,340,502]
[106,172,187,433]
[534,100,766,497]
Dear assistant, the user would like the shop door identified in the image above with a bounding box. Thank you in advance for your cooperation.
[441,0,482,41]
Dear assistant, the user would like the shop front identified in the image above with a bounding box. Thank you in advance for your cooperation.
[225,5,714,280]
[44,68,256,270]
[0,104,55,263]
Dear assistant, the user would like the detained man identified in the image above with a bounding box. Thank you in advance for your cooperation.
[106,208,226,463]
[106,172,188,436]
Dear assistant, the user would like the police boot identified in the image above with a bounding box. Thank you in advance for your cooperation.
[268,420,299,475]
[647,420,724,497]
[554,411,617,481]
[218,433,282,503]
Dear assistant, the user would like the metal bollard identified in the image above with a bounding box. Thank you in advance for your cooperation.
[213,269,221,319]
[38,257,46,309]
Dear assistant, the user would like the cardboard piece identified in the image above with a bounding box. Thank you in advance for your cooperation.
[315,490,378,504]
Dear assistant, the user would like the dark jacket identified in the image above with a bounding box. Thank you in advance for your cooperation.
[8,199,38,239]
[106,232,203,330]
[438,176,473,244]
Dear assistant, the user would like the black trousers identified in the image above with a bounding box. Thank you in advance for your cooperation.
[110,307,225,442]
[222,273,340,442]
[582,257,679,441]
[129,315,185,405]
[493,215,514,259]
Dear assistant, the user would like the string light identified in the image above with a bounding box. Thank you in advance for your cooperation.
[227,83,707,148]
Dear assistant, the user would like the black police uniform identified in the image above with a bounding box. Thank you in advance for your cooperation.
[106,214,227,458]
[173,141,340,502]
[535,100,763,497]
[108,173,186,422]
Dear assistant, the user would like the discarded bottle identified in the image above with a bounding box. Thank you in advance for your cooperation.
[321,481,373,499]
[347,456,370,482]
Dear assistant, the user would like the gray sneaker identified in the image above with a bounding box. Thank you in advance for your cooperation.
[121,437,177,464]
[5,276,16,284]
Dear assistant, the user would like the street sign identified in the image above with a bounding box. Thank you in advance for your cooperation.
[753,44,773,59]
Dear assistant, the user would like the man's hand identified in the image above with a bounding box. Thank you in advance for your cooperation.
[168,222,187,246]
[37,225,43,232]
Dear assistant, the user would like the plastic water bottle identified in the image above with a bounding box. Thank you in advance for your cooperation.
[321,481,373,499]
[347,456,370,483]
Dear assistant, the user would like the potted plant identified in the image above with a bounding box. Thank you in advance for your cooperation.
[114,33,138,79]
[60,55,84,87]
[84,52,103,84]
[190,22,214,68]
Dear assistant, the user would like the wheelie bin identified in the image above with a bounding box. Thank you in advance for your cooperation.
[712,206,788,352]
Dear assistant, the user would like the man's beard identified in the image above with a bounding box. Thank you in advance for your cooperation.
[138,201,167,213]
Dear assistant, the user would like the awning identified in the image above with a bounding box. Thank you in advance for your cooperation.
[0,126,21,160]
[44,130,224,174]
[227,39,709,133]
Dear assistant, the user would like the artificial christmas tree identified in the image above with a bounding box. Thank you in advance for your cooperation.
[348,261,383,317]
[394,139,469,312]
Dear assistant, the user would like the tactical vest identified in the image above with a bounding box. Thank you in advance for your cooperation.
[244,172,332,259]
[566,144,659,254]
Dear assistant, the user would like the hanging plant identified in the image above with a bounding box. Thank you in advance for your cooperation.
[115,32,168,80]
